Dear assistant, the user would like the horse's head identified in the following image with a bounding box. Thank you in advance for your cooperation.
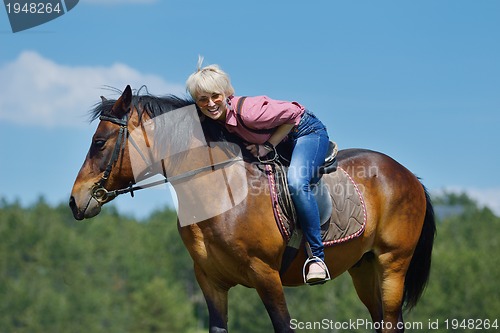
[70,84,250,222]
[69,85,140,220]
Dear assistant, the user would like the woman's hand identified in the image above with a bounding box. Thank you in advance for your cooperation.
[246,123,295,158]
[246,144,273,158]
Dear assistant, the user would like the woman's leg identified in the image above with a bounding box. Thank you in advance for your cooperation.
[287,129,329,260]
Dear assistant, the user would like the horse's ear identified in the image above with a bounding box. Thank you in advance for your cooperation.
[122,85,132,106]
[100,96,107,103]
[112,85,133,117]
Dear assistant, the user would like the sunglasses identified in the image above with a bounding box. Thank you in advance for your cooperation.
[197,93,224,107]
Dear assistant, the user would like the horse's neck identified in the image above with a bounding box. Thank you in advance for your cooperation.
[169,144,255,227]
[128,105,266,227]
[127,104,205,180]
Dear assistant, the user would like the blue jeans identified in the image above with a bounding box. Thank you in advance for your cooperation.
[287,110,329,260]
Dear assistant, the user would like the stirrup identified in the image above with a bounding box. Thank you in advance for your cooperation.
[302,256,331,286]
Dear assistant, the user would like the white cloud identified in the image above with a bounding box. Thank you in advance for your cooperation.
[436,186,500,216]
[0,51,184,128]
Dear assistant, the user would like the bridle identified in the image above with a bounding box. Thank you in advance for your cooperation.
[91,109,243,204]
[90,112,131,203]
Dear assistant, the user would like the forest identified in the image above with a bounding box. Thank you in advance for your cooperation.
[1,193,499,332]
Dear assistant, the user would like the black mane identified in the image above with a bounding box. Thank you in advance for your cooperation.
[89,91,194,123]
[88,88,251,158]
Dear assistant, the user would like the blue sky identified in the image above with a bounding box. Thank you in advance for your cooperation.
[1,0,499,218]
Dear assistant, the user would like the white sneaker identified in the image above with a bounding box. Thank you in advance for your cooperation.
[306,262,327,284]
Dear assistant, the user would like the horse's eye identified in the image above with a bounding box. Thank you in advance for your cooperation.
[93,139,106,149]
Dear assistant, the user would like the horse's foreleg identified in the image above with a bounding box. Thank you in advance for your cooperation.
[194,264,229,333]
[250,261,294,333]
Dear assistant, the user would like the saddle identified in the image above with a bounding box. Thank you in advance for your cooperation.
[263,142,367,275]
[268,141,337,227]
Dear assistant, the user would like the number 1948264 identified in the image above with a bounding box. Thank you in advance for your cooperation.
[444,318,498,330]
[6,2,62,14]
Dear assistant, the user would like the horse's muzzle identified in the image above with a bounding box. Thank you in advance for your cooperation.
[69,196,84,220]
[69,194,102,220]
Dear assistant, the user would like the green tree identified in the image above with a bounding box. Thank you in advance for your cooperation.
[1,193,499,332]
[131,277,197,332]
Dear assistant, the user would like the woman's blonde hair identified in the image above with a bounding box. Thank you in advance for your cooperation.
[186,56,235,100]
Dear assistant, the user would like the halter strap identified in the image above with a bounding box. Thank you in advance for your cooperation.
[98,114,129,186]
[99,115,128,126]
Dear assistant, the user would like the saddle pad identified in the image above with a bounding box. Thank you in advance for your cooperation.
[321,167,367,246]
[266,165,367,247]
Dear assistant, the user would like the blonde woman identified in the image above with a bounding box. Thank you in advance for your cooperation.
[186,59,330,284]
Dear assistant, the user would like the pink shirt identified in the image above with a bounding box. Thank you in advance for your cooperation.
[225,95,305,144]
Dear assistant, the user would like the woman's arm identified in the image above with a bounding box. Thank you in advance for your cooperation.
[246,123,295,157]
[268,123,295,147]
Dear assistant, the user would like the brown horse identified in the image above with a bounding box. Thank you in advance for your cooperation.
[69,85,436,333]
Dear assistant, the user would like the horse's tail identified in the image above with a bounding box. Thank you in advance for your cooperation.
[403,184,436,311]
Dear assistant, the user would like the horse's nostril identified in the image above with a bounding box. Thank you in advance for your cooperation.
[69,196,85,220]
[69,196,76,210]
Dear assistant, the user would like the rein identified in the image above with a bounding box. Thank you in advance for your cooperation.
[91,112,243,203]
